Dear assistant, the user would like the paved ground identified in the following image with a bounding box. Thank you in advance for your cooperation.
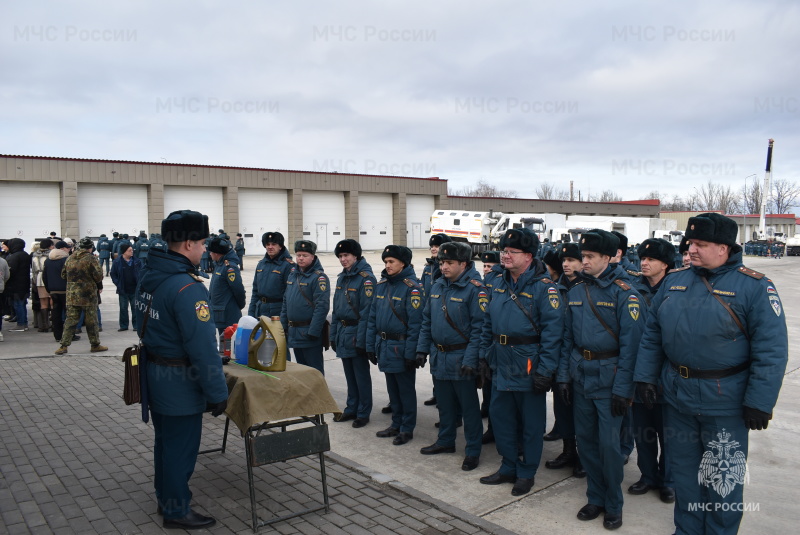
[1,250,798,534]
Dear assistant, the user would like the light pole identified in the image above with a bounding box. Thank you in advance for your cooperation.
[743,173,758,244]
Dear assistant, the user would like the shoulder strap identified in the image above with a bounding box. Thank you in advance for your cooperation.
[668,266,690,274]
[700,276,749,340]
[440,286,470,342]
[614,279,631,291]
[584,284,619,343]
[508,288,541,335]
[386,284,408,328]
[469,279,483,287]
[359,271,371,278]
[402,278,417,288]
[737,266,765,279]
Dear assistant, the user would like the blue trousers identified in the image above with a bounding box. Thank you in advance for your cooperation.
[151,412,202,520]
[434,377,483,457]
[293,345,324,375]
[12,296,28,326]
[664,403,749,535]
[573,392,624,515]
[118,292,137,330]
[490,385,546,479]
[553,388,575,437]
[633,402,672,488]
[100,257,110,274]
[341,356,373,419]
[620,405,635,456]
[385,369,416,433]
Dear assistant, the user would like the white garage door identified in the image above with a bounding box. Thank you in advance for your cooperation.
[239,188,288,255]
[164,186,224,237]
[78,183,149,238]
[358,193,393,250]
[302,191,345,252]
[0,181,61,251]
[406,194,435,249]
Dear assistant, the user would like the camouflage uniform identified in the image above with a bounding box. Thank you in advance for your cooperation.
[60,248,104,348]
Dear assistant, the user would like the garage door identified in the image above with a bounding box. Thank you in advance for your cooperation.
[0,181,61,251]
[302,191,345,252]
[358,193,393,250]
[164,186,224,237]
[78,183,148,238]
[239,188,288,255]
[406,194,435,249]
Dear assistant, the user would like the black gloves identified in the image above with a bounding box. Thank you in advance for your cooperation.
[743,406,772,430]
[532,373,552,395]
[404,358,417,371]
[557,383,572,406]
[459,365,475,377]
[636,382,658,409]
[415,352,428,369]
[366,352,377,365]
[611,395,630,417]
[207,399,228,417]
[356,347,367,358]
[478,359,491,383]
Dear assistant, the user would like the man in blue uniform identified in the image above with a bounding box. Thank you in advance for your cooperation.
[367,246,422,446]
[331,239,376,428]
[134,210,228,530]
[208,236,246,347]
[420,233,452,408]
[416,242,485,471]
[280,240,330,375]
[97,234,111,275]
[557,229,644,530]
[234,233,245,270]
[635,213,788,535]
[478,250,502,443]
[108,232,120,261]
[628,238,676,504]
[248,232,294,320]
[479,228,564,497]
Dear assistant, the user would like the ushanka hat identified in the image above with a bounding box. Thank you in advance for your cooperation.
[480,251,501,264]
[498,228,539,256]
[261,231,285,248]
[678,236,690,254]
[637,238,674,266]
[208,237,232,254]
[382,245,412,266]
[685,213,737,246]
[161,210,209,242]
[579,229,619,258]
[558,242,581,261]
[610,231,629,252]
[438,242,472,263]
[429,233,452,247]
[542,250,563,276]
[294,240,317,255]
[334,239,362,258]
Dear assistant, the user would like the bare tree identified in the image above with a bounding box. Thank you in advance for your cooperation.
[587,189,623,202]
[771,178,800,214]
[535,182,569,200]
[449,179,518,198]
[739,179,763,215]
[693,181,738,213]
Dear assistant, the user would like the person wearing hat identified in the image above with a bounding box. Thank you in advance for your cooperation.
[480,250,502,282]
[207,237,246,346]
[133,209,228,530]
[42,241,71,343]
[420,233,453,408]
[478,228,564,497]
[416,242,486,470]
[280,240,330,375]
[4,238,31,331]
[110,241,143,332]
[97,234,112,276]
[367,245,422,445]
[331,239,377,428]
[134,230,152,264]
[108,232,120,261]
[247,231,294,320]
[635,213,788,534]
[201,234,214,273]
[32,238,55,332]
[234,233,245,270]
[55,237,107,354]
[557,229,644,530]
[678,236,691,267]
[610,231,640,282]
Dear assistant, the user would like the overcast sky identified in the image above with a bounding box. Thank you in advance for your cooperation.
[2,1,798,202]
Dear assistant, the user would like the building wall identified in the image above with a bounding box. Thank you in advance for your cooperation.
[448,196,659,217]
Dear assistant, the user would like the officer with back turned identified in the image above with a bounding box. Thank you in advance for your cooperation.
[97,234,111,276]
[248,231,294,319]
[635,213,788,535]
[134,210,228,530]
[478,250,502,444]
[478,228,564,497]
[557,229,644,530]
[208,236,246,347]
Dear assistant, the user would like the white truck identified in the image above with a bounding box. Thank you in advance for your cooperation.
[429,210,556,256]
[784,236,800,256]
[564,215,678,246]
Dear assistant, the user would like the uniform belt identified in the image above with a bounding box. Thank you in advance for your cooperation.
[578,347,619,360]
[260,297,282,303]
[288,320,311,327]
[340,319,359,327]
[148,352,191,367]
[434,341,469,352]
[379,331,406,341]
[669,360,750,379]
[493,334,541,345]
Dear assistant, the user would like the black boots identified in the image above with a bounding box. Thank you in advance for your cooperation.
[545,437,586,478]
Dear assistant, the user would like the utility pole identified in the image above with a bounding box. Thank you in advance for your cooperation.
[758,139,774,239]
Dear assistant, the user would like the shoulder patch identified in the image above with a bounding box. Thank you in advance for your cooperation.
[626,269,642,277]
[668,266,690,274]
[402,278,419,288]
[224,260,230,266]
[470,279,483,287]
[377,279,387,284]
[285,257,295,264]
[188,273,204,282]
[359,271,370,278]
[540,277,553,284]
[738,266,765,279]
[613,279,631,291]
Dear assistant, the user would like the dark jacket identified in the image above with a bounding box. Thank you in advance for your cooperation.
[111,254,143,295]
[331,257,376,358]
[280,257,331,348]
[209,249,246,329]
[5,238,31,297]
[42,248,69,294]
[63,248,103,307]
[248,248,294,318]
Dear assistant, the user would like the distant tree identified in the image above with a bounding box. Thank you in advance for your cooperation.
[535,182,570,200]
[449,179,518,198]
[771,178,800,214]
[588,189,623,202]
[693,180,738,214]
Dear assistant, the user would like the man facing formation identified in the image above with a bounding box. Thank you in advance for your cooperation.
[416,242,485,471]
[635,213,787,535]
[280,240,330,375]
[248,232,293,319]
[111,242,143,332]
[331,239,376,428]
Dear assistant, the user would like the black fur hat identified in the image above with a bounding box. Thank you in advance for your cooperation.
[208,237,232,254]
[685,213,737,246]
[678,236,690,254]
[161,210,210,243]
[382,245,412,266]
[438,242,472,263]
[294,240,317,255]
[637,238,674,266]
[610,231,628,252]
[334,239,362,258]
[429,233,452,247]
[558,242,581,261]
[480,251,501,264]
[498,228,539,256]
[579,229,619,257]
[542,250,563,276]
[261,231,285,248]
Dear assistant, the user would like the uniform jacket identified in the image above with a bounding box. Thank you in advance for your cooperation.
[280,257,331,348]
[135,239,150,260]
[417,263,487,380]
[558,264,644,399]
[421,258,442,301]
[634,250,788,416]
[234,238,245,256]
[480,259,564,391]
[483,264,504,293]
[209,249,246,329]
[248,248,294,318]
[5,238,31,297]
[63,248,103,307]
[366,264,423,373]
[42,249,68,294]
[615,258,641,283]
[110,255,143,294]
[331,257,376,358]
[96,238,111,259]
[134,248,228,416]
